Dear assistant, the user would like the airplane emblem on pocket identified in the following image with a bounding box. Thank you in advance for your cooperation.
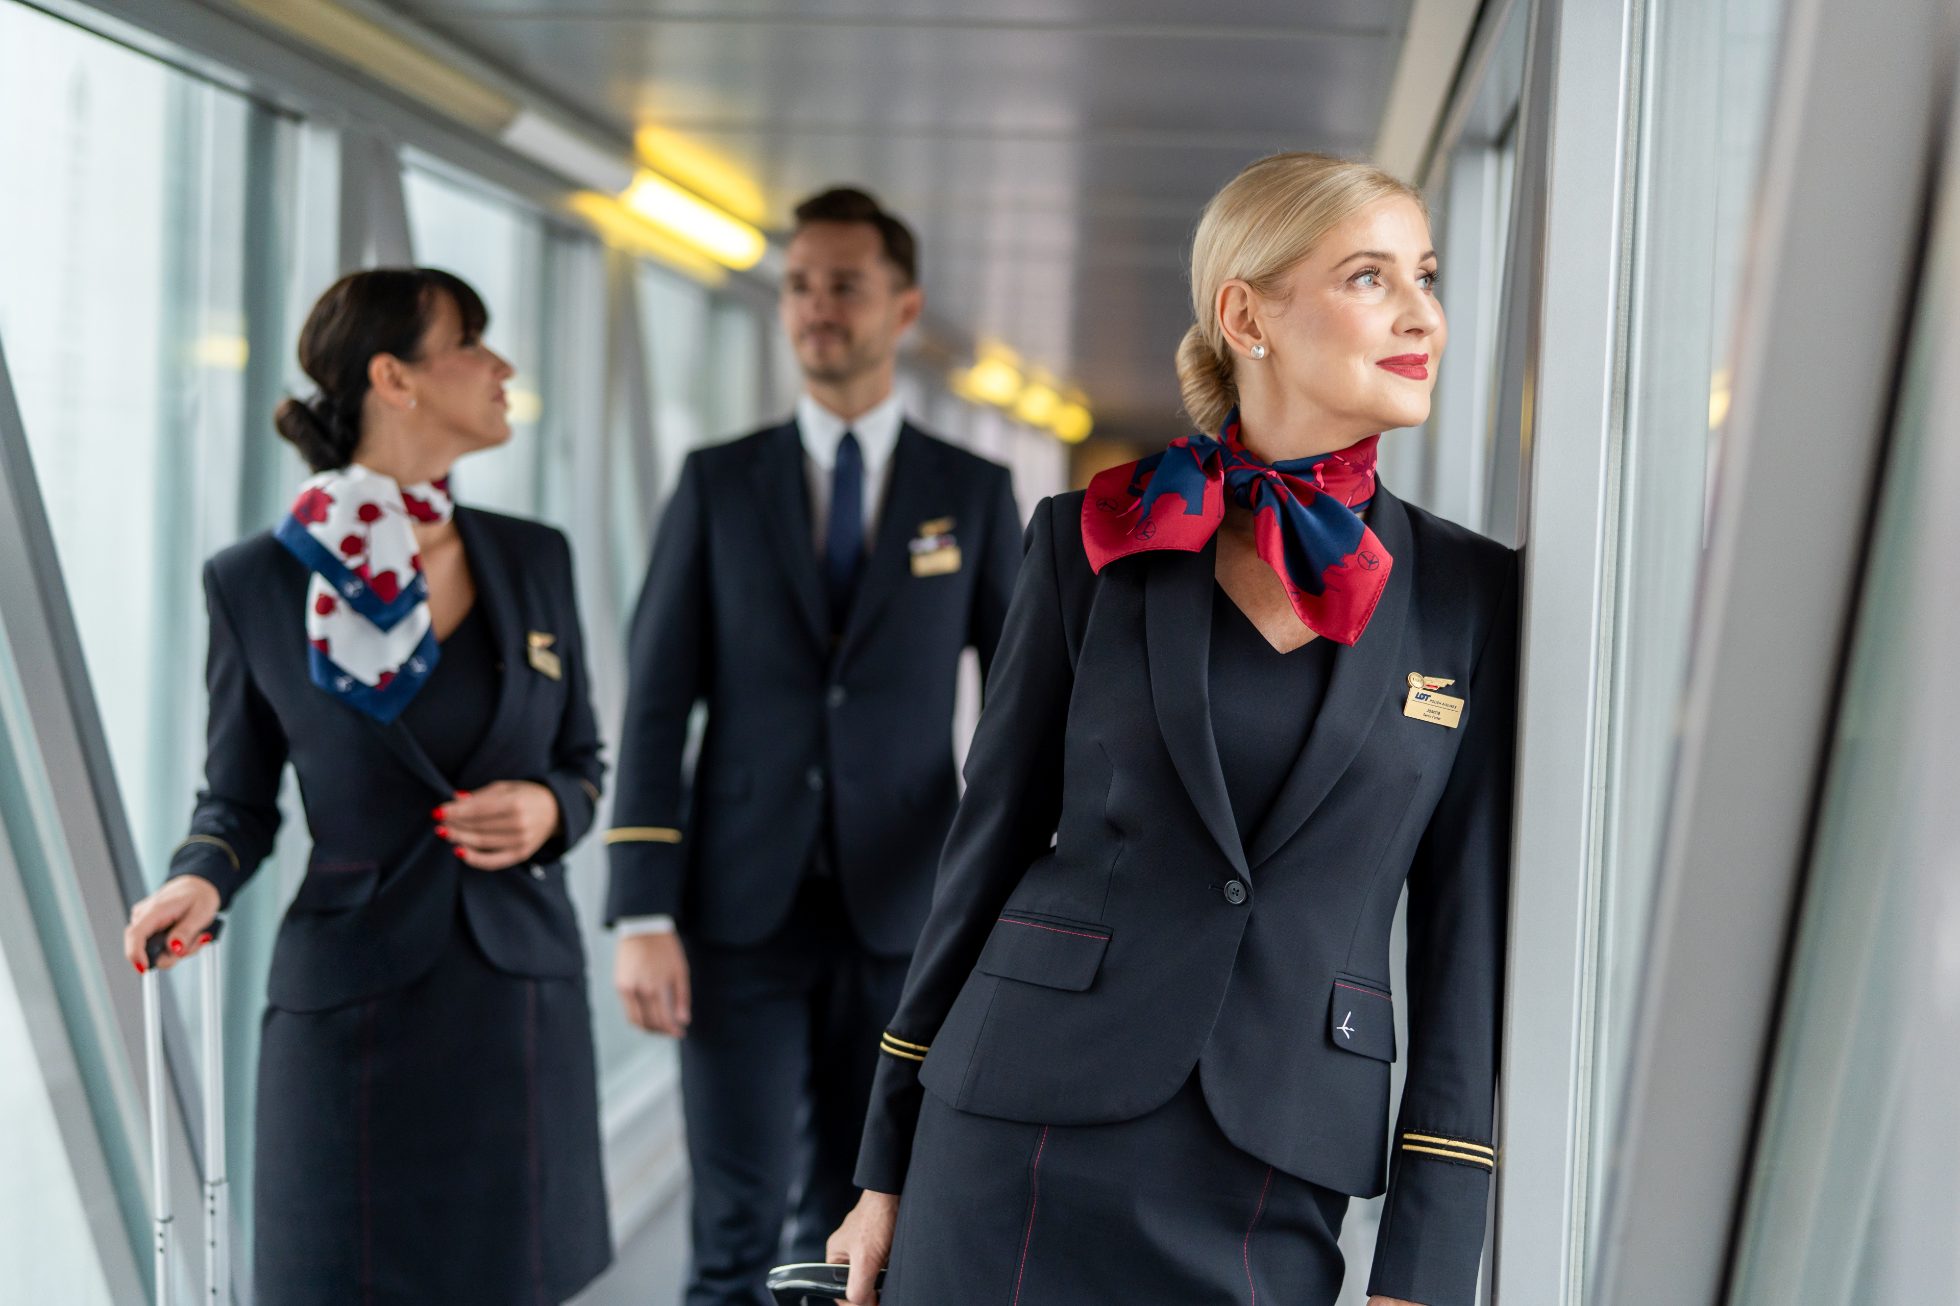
[1337,1012,1356,1041]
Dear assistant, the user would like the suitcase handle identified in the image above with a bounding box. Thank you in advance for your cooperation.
[142,917,230,1305]
[143,917,224,968]
[766,1262,886,1303]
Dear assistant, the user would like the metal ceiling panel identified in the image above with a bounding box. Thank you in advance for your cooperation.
[390,0,1417,436]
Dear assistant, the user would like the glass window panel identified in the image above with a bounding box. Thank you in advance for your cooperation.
[403,163,548,516]
[1588,0,1788,1258]
[1724,193,1955,1304]
[0,3,295,1287]
[638,263,712,494]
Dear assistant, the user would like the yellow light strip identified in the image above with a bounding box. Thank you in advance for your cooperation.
[235,0,518,133]
[567,193,727,286]
[621,170,767,271]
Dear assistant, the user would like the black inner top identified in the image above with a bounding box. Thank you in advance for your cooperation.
[1207,587,1337,841]
[401,603,497,781]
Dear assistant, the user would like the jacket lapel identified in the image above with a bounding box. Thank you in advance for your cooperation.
[747,423,829,650]
[837,427,946,662]
[1144,538,1252,880]
[1242,485,1416,868]
[450,507,527,789]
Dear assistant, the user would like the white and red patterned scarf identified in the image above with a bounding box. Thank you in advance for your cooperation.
[273,464,454,722]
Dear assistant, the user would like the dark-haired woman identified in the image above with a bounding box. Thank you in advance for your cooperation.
[124,268,613,1304]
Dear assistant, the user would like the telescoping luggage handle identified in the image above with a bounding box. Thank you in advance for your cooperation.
[766,1262,886,1304]
[141,919,229,1306]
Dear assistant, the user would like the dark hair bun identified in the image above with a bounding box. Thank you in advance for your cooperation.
[274,394,357,473]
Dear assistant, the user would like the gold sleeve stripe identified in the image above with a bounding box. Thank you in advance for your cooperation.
[173,835,240,871]
[878,1039,926,1063]
[604,827,683,845]
[881,1032,930,1053]
[578,779,602,803]
[1402,1133,1495,1157]
[1402,1143,1497,1169]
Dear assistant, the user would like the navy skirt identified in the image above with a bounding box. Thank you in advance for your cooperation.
[253,909,612,1305]
[885,1074,1348,1305]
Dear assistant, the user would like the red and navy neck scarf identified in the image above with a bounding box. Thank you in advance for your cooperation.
[1082,410,1393,645]
[273,465,454,722]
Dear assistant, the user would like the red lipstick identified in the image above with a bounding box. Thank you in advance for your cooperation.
[1377,354,1430,380]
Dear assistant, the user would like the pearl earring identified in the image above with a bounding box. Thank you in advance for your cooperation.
[1249,345,1267,360]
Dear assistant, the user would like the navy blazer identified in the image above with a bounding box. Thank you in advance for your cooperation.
[167,507,605,1013]
[604,420,1021,957]
[856,487,1519,1306]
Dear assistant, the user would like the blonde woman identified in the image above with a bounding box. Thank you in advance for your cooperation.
[827,153,1518,1306]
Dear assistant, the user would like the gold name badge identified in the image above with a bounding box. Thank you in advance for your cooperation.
[1403,673,1463,728]
[917,516,956,538]
[910,545,962,577]
[527,631,563,681]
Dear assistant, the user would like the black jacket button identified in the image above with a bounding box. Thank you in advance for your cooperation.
[806,766,826,792]
[1223,879,1248,905]
[827,685,848,708]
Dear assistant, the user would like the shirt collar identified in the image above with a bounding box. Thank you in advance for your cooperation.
[796,391,905,472]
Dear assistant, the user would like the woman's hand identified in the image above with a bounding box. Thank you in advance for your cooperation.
[123,876,222,974]
[435,781,561,870]
[1368,1297,1426,1305]
[827,1189,899,1304]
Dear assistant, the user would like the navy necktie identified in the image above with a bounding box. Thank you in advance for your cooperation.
[824,430,865,630]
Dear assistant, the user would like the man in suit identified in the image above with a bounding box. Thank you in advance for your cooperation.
[605,187,1023,1305]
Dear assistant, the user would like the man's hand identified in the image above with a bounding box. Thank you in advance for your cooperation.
[615,931,691,1036]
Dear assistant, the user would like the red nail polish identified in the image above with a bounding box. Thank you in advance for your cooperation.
[431,807,446,820]
[435,824,451,839]
[453,846,468,860]
[199,933,213,945]
[455,790,473,800]
[134,961,146,975]
[169,939,184,956]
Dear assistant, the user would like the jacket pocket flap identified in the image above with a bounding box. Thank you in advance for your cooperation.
[1328,975,1397,1062]
[976,912,1111,992]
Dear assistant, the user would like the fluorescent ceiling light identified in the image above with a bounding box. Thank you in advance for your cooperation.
[621,170,767,271]
[1013,381,1061,427]
[566,193,727,286]
[1051,402,1095,444]
[503,109,635,194]
[235,0,518,132]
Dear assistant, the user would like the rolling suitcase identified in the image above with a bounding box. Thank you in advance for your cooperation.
[141,919,231,1305]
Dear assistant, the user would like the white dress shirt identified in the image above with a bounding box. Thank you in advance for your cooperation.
[616,391,909,941]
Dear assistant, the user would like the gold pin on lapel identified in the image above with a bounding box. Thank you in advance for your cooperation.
[527,631,562,681]
[1403,672,1464,728]
[909,517,962,577]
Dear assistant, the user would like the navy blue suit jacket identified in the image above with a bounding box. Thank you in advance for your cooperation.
[856,487,1519,1306]
[167,507,605,1013]
[603,420,1021,957]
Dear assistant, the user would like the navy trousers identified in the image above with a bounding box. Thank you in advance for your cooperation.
[885,1073,1349,1306]
[681,876,911,1306]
